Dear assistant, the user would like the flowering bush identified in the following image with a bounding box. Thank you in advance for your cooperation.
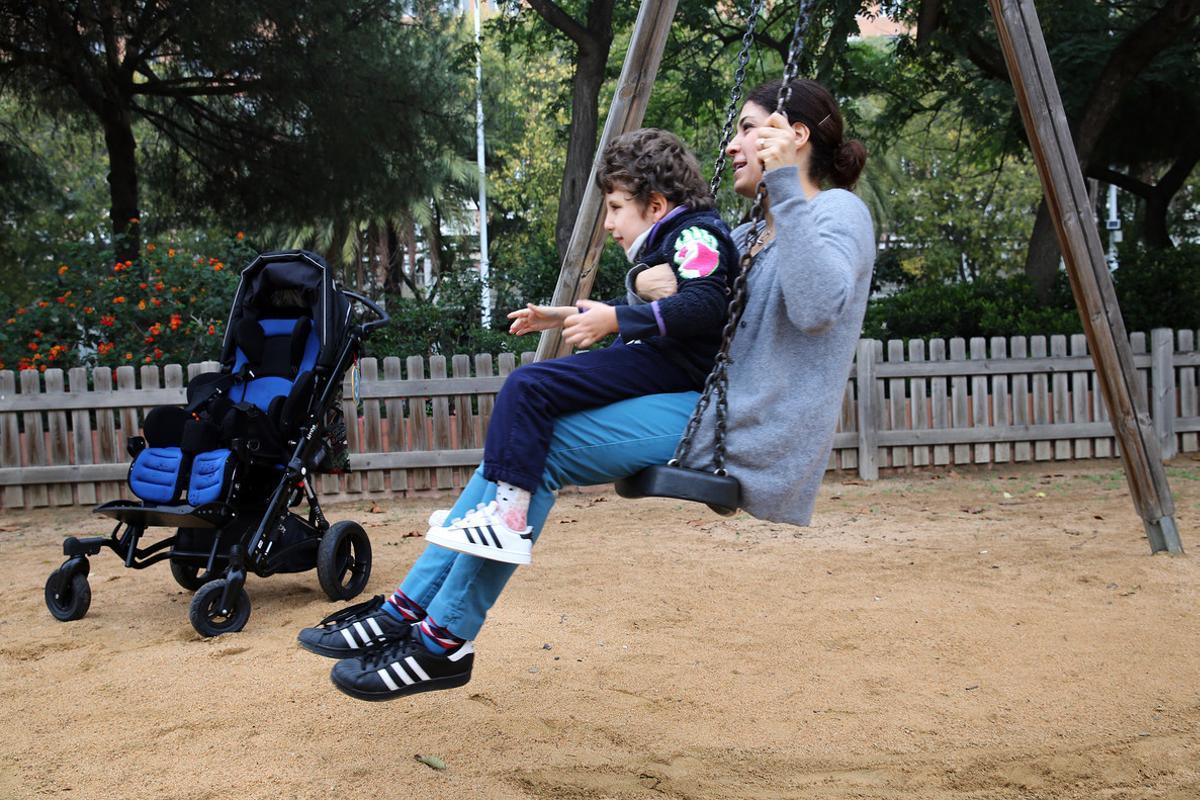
[0,233,254,372]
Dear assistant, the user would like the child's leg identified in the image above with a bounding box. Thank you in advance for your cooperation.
[483,343,695,528]
[424,391,698,640]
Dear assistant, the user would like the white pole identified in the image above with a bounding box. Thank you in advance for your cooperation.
[473,0,491,327]
[1106,179,1121,270]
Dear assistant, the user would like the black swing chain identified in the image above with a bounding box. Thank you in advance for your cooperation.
[671,0,817,474]
[708,0,765,198]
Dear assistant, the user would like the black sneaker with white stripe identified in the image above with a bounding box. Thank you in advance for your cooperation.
[425,500,533,565]
[297,595,413,659]
[330,635,474,701]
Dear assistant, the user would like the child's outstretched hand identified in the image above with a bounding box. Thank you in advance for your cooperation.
[562,299,618,348]
[507,304,574,336]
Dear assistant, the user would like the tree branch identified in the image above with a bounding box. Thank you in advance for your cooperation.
[525,0,589,47]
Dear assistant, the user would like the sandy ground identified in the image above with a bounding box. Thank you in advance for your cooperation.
[2,458,1199,800]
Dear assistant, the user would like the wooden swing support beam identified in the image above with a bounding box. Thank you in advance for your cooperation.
[536,0,1182,554]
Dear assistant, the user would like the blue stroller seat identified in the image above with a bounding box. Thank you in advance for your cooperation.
[45,250,390,637]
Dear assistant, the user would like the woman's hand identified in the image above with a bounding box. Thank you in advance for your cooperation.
[756,112,808,173]
[561,299,618,348]
[634,263,678,301]
[507,304,576,336]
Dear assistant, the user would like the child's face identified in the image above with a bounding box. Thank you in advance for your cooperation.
[603,188,670,252]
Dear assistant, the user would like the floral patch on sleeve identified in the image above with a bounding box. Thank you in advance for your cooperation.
[673,227,721,279]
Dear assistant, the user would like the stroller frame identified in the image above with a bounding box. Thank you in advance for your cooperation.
[44,252,390,636]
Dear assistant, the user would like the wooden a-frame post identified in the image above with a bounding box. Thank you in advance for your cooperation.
[535,0,678,361]
[990,0,1182,554]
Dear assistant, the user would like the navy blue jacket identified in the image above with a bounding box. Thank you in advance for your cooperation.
[605,207,739,385]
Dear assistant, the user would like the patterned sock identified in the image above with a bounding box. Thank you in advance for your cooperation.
[417,616,466,655]
[495,481,531,530]
[383,589,424,623]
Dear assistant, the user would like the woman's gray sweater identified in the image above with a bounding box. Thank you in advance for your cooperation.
[683,166,875,525]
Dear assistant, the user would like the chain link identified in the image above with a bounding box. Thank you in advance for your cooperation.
[673,0,817,472]
[709,0,765,198]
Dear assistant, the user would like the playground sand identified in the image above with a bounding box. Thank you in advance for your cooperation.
[2,458,1199,800]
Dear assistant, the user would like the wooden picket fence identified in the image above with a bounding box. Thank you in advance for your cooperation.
[1,329,1198,509]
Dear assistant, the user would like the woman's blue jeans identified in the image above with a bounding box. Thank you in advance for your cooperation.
[398,391,698,639]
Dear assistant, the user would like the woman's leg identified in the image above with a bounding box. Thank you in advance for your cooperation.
[420,391,698,640]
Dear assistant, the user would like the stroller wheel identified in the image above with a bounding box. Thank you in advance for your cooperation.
[170,561,215,592]
[189,579,251,637]
[317,520,372,601]
[44,570,91,622]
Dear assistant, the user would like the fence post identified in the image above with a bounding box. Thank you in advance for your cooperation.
[856,339,879,480]
[1151,328,1176,460]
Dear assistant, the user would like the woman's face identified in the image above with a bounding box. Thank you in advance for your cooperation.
[726,101,772,197]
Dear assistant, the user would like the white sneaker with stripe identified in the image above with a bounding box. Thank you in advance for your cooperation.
[424,500,533,565]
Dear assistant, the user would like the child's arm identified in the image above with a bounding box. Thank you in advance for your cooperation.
[613,224,733,342]
[507,304,579,336]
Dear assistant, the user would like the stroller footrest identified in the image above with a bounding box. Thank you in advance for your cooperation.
[63,536,107,557]
[93,500,232,529]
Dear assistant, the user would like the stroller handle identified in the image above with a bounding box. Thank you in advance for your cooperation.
[343,289,391,335]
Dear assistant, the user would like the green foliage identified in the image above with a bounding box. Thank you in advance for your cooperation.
[0,234,254,372]
[1112,244,1200,334]
[863,274,1082,341]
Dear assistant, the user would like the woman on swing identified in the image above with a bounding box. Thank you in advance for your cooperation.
[299,77,874,700]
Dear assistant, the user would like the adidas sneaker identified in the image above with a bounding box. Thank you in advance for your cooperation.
[297,595,414,658]
[330,634,474,701]
[424,500,533,565]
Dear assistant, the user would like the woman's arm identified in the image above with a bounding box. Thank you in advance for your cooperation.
[764,167,872,334]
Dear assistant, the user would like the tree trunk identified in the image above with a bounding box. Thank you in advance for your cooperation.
[554,40,609,261]
[1024,199,1061,302]
[100,108,140,262]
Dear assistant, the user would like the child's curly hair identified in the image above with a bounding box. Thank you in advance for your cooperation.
[596,128,715,212]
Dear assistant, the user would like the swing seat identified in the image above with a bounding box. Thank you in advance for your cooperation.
[615,464,740,517]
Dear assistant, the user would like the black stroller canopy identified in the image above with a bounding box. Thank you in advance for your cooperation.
[221,250,350,370]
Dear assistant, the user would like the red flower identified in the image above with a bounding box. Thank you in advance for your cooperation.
[113,296,126,304]
[153,347,163,360]
[207,324,216,335]
[150,297,162,307]
[100,315,116,327]
[27,342,38,351]
[169,314,182,331]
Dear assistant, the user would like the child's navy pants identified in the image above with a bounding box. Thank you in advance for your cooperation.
[483,340,699,492]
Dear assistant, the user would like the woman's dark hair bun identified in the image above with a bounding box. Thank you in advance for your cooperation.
[831,139,868,189]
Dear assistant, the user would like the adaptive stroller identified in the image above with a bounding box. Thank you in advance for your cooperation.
[43,250,390,637]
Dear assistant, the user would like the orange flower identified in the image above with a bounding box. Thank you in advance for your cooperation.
[27,342,38,351]
[207,324,216,335]
[168,248,176,258]
[123,352,133,361]
[137,299,146,310]
[169,314,182,331]
[150,297,162,307]
[37,301,49,308]
[16,307,25,315]
[146,243,156,253]
[5,318,14,325]
[154,281,164,291]
[128,217,140,224]
[83,307,94,314]
[143,356,152,363]
[113,296,126,304]
[235,231,245,241]
[57,265,69,275]
[149,322,162,335]
[97,342,115,356]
